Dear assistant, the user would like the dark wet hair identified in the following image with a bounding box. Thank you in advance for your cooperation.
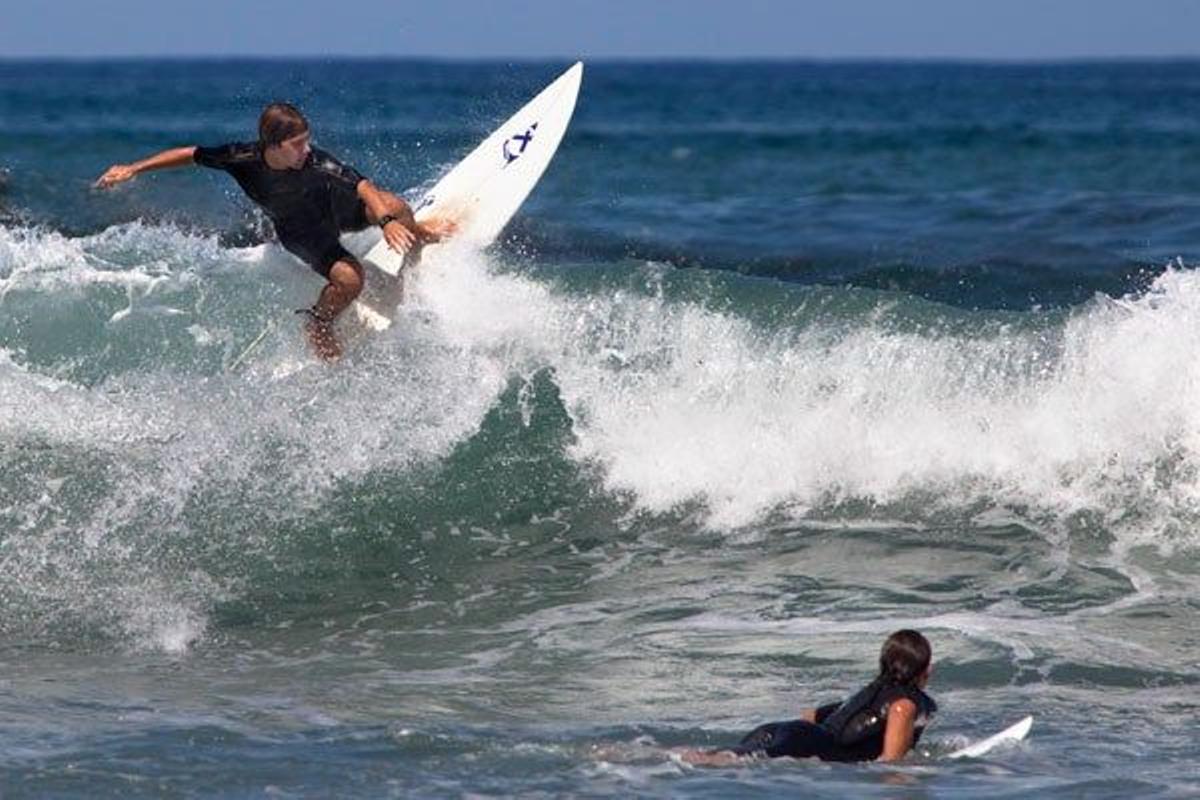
[258,102,309,148]
[878,629,931,686]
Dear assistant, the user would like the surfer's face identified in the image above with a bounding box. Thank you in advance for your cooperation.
[271,131,311,169]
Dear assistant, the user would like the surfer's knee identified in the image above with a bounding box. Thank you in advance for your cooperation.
[328,259,363,301]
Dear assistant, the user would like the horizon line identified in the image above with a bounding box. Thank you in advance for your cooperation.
[5,53,1200,65]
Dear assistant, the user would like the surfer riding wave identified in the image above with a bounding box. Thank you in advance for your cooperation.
[95,102,455,361]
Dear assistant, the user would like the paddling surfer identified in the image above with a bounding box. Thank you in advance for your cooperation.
[95,102,453,360]
[676,629,937,765]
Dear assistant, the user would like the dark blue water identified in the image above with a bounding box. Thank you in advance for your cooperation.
[2,60,1199,797]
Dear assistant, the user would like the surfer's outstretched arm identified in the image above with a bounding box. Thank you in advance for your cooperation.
[94,146,198,188]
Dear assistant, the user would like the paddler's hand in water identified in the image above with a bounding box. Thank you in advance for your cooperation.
[93,163,138,189]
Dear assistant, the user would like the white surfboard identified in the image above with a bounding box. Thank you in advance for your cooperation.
[352,61,584,329]
[945,715,1032,759]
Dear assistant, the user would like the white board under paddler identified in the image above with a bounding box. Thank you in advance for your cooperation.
[945,715,1032,759]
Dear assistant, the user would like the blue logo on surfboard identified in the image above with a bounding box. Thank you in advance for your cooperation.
[503,123,538,165]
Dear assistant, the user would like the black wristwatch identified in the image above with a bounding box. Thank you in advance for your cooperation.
[378,214,398,229]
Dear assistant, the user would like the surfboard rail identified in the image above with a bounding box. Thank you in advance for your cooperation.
[349,61,584,330]
[404,61,584,259]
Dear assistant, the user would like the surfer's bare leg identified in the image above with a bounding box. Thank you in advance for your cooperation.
[305,257,363,361]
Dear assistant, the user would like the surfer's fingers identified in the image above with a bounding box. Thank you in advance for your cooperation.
[93,165,131,189]
[421,218,457,241]
[384,224,416,252]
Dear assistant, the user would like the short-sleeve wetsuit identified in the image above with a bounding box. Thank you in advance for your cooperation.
[194,142,370,277]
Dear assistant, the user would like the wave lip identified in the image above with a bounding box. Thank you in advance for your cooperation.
[541,264,1200,543]
[5,221,1200,653]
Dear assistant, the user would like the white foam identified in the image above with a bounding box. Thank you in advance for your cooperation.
[1,223,509,649]
[403,250,1200,548]
[116,580,212,655]
[0,221,222,296]
[7,219,1200,648]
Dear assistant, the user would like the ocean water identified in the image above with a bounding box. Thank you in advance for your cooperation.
[2,59,1200,797]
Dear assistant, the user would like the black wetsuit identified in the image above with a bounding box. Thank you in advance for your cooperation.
[193,142,370,277]
[730,678,937,762]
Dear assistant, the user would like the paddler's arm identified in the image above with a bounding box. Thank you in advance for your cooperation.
[877,697,918,762]
[94,146,197,188]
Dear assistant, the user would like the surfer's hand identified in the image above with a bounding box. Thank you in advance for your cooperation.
[381,218,418,252]
[94,164,137,189]
[418,218,457,243]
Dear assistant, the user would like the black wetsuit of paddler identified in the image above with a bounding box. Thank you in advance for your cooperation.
[193,142,369,278]
[730,677,937,762]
